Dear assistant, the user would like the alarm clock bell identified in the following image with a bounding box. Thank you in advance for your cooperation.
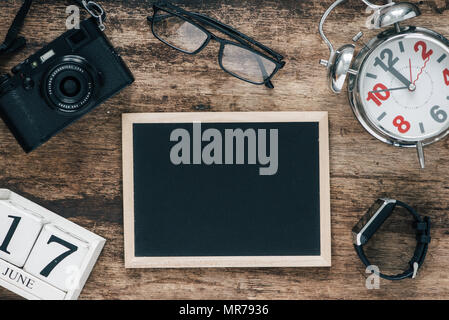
[319,1,421,93]
[367,2,421,29]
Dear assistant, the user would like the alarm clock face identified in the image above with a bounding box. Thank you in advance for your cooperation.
[356,29,449,144]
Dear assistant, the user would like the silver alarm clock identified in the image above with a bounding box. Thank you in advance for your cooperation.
[319,0,449,168]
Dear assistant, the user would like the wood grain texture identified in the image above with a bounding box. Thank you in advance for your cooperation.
[0,0,449,299]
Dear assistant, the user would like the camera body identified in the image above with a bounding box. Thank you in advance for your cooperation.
[0,17,134,152]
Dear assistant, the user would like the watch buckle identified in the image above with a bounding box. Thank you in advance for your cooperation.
[412,262,419,279]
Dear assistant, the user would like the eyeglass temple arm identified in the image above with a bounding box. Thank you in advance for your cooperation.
[148,11,284,62]
[147,15,166,22]
[190,12,284,61]
[193,13,277,88]
[251,54,273,88]
[148,13,276,88]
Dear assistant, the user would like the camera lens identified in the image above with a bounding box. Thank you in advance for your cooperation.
[43,56,99,112]
[60,77,81,97]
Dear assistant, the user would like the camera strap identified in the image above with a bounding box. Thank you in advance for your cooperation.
[0,0,107,56]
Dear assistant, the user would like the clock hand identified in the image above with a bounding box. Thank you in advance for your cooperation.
[388,65,412,88]
[409,58,413,83]
[370,86,408,94]
[374,56,412,88]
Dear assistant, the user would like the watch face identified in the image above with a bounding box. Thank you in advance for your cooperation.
[352,199,387,245]
[352,199,385,234]
[358,31,449,143]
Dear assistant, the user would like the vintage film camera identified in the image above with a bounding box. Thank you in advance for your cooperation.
[0,15,134,152]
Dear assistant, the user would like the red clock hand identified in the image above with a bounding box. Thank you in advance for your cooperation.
[409,58,413,83]
[413,57,430,85]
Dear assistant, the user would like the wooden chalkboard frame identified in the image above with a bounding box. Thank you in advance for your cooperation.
[122,112,331,268]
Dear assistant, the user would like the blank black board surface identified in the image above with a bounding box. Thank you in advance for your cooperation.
[123,112,331,268]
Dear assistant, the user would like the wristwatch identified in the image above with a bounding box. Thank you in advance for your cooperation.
[352,198,431,280]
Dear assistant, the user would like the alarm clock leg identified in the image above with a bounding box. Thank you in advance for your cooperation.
[416,141,425,169]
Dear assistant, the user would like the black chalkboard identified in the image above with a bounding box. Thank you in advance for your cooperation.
[123,112,331,268]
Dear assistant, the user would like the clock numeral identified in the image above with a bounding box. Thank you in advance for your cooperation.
[366,83,390,106]
[377,112,387,121]
[374,48,399,72]
[393,115,410,134]
[430,105,448,123]
[414,41,433,61]
[443,68,449,86]
[419,122,425,134]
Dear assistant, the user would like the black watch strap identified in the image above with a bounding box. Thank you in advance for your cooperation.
[354,200,431,280]
[0,0,106,56]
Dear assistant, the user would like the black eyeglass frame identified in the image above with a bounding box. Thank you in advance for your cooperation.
[147,1,286,88]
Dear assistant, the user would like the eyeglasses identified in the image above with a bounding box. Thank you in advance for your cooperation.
[147,1,285,88]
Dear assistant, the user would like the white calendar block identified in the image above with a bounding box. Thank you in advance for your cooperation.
[0,201,44,267]
[0,258,65,300]
[24,224,90,292]
[0,189,105,300]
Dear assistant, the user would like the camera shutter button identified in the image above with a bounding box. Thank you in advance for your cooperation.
[22,77,34,90]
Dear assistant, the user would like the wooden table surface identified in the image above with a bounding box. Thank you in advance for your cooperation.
[1,0,449,300]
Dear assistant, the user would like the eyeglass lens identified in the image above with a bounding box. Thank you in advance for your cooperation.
[221,44,276,83]
[152,9,277,84]
[153,10,208,53]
